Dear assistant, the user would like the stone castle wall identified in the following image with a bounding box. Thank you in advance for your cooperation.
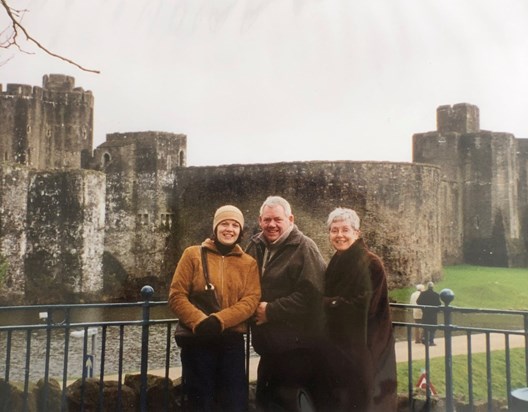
[172,161,443,289]
[0,163,29,301]
[24,169,105,303]
[0,75,527,303]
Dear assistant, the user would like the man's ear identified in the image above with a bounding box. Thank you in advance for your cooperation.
[289,214,295,224]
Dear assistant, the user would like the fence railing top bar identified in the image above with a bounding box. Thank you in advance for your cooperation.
[393,320,526,336]
[0,318,181,332]
[0,300,170,312]
[392,303,528,316]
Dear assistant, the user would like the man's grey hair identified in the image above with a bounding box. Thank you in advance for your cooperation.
[326,207,360,230]
[259,196,292,217]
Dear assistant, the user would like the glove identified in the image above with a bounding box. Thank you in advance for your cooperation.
[195,316,222,335]
[323,296,349,309]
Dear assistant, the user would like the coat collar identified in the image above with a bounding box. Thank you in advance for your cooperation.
[250,225,303,249]
[201,238,244,256]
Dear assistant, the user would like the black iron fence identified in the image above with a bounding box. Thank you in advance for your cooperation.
[1,286,528,411]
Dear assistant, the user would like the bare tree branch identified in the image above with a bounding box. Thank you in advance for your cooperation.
[0,0,100,74]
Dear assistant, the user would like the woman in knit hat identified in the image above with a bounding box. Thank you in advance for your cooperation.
[169,205,261,412]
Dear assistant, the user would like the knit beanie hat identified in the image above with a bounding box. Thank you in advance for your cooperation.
[213,205,244,230]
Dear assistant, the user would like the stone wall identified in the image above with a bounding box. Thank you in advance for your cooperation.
[24,169,105,303]
[172,161,443,289]
[0,163,29,302]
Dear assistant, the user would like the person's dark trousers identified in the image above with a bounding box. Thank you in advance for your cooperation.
[180,334,248,412]
[255,348,321,411]
[423,327,436,345]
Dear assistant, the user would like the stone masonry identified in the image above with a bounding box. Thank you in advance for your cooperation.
[0,76,526,303]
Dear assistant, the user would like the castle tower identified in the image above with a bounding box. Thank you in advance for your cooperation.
[0,74,94,170]
[413,103,525,267]
[92,132,187,295]
[436,103,480,134]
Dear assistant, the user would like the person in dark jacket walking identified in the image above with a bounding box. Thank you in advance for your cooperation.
[246,196,326,411]
[322,207,397,411]
[416,281,442,345]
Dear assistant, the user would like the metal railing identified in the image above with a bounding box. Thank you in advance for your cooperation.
[393,288,528,411]
[1,286,528,411]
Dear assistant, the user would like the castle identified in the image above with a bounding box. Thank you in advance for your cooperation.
[0,74,526,304]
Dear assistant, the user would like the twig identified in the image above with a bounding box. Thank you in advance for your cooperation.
[0,0,100,74]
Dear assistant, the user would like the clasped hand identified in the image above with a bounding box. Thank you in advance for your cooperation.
[195,315,222,335]
[254,302,268,325]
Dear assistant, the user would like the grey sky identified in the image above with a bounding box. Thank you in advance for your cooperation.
[2,0,528,166]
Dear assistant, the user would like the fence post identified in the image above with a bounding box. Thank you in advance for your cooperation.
[440,289,455,412]
[140,285,154,412]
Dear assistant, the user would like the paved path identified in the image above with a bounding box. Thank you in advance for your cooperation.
[394,331,525,363]
[138,332,526,383]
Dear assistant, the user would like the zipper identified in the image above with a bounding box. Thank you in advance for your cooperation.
[220,255,225,306]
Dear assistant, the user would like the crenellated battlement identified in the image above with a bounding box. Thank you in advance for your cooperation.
[0,74,94,171]
[0,74,93,106]
[437,103,480,134]
[43,73,75,91]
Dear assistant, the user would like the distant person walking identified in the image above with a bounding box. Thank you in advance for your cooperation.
[410,284,425,344]
[417,281,441,346]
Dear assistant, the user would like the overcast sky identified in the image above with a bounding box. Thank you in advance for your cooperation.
[2,0,528,166]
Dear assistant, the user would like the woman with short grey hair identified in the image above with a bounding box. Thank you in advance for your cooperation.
[321,207,397,411]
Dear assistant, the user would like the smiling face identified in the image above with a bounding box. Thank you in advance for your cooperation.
[259,205,294,243]
[216,219,241,246]
[329,219,359,252]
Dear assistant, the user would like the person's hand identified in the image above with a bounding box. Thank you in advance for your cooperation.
[254,302,268,325]
[195,316,222,335]
[323,296,349,308]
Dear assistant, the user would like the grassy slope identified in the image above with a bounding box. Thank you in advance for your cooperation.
[389,265,528,310]
[391,265,528,401]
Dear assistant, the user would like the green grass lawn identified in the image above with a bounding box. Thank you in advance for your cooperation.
[398,348,527,402]
[391,265,528,402]
[389,264,528,310]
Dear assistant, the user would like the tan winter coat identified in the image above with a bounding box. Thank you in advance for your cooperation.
[168,239,261,334]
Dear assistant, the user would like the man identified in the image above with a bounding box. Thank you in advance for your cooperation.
[246,196,326,410]
[410,284,425,344]
[417,281,441,346]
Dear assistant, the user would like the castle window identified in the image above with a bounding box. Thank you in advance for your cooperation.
[160,213,174,229]
[167,155,172,170]
[179,150,185,166]
[103,153,111,167]
[137,213,150,225]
